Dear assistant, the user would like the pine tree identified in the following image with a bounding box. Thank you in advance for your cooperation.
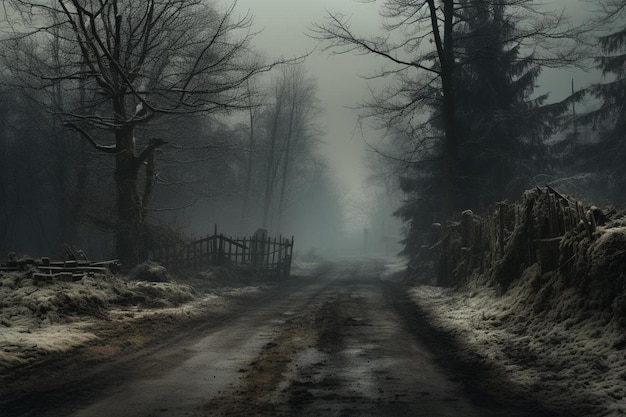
[395,0,566,258]
[315,0,580,262]
[454,1,559,210]
[579,2,626,202]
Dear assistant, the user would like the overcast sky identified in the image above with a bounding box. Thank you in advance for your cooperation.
[229,0,598,226]
[232,0,382,204]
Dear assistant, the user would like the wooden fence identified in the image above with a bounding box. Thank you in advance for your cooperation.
[432,185,598,287]
[148,226,294,279]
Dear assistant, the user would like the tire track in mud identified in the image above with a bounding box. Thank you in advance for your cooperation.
[199,260,387,416]
[202,280,446,417]
[200,291,351,416]
[3,259,581,417]
[202,260,568,417]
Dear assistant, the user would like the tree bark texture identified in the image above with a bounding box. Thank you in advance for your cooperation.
[428,0,458,219]
[114,126,143,266]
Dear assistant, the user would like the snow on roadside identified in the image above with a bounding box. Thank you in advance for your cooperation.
[0,321,99,369]
[409,276,626,416]
[0,264,265,372]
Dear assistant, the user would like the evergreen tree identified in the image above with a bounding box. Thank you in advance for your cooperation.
[395,0,568,258]
[453,1,560,210]
[315,0,581,262]
[577,1,626,202]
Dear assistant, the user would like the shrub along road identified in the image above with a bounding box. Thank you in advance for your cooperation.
[2,259,568,417]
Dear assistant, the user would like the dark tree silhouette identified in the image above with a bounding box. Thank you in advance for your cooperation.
[2,0,279,265]
[575,0,626,202]
[313,0,583,261]
[313,0,579,220]
[452,1,570,209]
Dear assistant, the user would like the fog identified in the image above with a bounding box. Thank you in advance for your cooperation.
[200,0,601,257]
[0,0,621,262]
[2,3,626,416]
[230,0,392,249]
[148,0,404,259]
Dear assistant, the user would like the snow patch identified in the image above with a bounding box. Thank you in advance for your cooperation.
[0,263,268,373]
[409,283,626,416]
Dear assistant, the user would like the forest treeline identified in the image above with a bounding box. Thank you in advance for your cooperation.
[0,0,625,266]
[315,0,626,261]
[0,1,347,264]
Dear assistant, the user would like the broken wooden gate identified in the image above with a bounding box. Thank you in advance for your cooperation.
[148,226,294,279]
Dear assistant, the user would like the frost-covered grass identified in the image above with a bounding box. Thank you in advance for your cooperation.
[0,270,200,370]
[410,272,626,416]
[401,191,626,416]
[0,321,99,369]
[0,263,265,372]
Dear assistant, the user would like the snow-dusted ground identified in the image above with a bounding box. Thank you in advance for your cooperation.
[0,265,263,373]
[409,275,626,417]
[4,255,625,416]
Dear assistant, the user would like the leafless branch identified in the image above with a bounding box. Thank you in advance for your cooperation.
[63,121,117,153]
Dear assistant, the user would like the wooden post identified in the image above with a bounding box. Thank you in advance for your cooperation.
[288,236,294,277]
[273,237,277,268]
[278,235,285,278]
[241,237,245,264]
[192,241,196,269]
[462,210,473,248]
[218,235,224,266]
[264,237,269,270]
[498,203,505,257]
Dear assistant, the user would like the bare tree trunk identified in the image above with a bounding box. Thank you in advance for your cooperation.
[428,0,457,219]
[241,81,256,231]
[74,64,90,228]
[262,97,284,230]
[6,0,277,263]
[115,125,143,266]
[75,133,89,214]
[276,101,296,234]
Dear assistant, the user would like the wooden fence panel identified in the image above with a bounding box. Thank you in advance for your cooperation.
[148,227,294,278]
[435,186,590,286]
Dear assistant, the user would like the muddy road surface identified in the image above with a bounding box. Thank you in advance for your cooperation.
[2,259,557,417]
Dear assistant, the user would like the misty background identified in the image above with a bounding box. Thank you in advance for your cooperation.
[0,0,623,264]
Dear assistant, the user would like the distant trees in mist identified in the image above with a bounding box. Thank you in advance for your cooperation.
[3,0,623,265]
[315,0,626,260]
[0,1,342,263]
[559,0,626,205]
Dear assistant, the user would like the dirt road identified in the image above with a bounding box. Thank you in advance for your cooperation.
[2,259,559,416]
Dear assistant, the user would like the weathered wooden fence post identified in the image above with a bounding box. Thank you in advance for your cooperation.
[498,202,506,257]
[147,225,294,278]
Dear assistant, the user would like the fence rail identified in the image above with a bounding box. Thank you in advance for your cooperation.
[148,227,294,279]
[429,186,597,287]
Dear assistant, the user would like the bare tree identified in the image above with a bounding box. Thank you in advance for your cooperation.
[275,65,320,233]
[1,0,282,265]
[312,0,584,218]
[261,76,288,230]
[258,64,321,233]
[240,77,263,231]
